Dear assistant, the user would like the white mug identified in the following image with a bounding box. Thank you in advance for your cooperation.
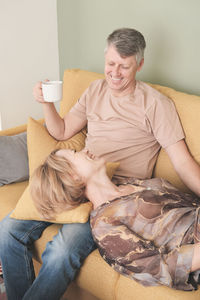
[42,81,63,102]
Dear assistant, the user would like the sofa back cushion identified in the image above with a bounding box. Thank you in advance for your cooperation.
[60,69,105,117]
[59,69,200,193]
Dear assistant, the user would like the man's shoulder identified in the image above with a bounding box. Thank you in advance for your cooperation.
[138,81,166,97]
[138,81,173,106]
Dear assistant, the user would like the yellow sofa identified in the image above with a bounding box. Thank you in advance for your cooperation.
[1,69,200,300]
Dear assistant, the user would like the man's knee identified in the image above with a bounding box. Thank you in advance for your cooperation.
[44,222,95,260]
[0,215,49,248]
[61,222,94,249]
[0,215,15,251]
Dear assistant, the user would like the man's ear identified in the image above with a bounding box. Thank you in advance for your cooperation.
[137,58,144,72]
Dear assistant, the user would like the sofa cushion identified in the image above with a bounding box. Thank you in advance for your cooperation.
[60,69,105,117]
[76,249,119,300]
[10,118,119,223]
[0,181,28,221]
[76,248,200,300]
[0,132,29,186]
[115,272,200,300]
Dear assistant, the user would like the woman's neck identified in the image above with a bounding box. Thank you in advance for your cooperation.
[85,171,119,209]
[84,169,135,209]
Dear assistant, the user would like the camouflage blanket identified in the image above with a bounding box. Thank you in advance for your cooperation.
[90,177,200,291]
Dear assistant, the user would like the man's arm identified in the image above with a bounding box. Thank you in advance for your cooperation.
[43,103,86,140]
[33,81,87,140]
[166,139,200,196]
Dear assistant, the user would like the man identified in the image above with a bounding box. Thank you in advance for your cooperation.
[0,28,200,300]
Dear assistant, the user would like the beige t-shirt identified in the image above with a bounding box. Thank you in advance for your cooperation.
[70,79,185,178]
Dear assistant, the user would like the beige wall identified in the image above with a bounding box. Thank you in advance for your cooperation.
[57,0,200,96]
[0,0,60,129]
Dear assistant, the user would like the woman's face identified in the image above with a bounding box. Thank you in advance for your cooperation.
[56,149,105,182]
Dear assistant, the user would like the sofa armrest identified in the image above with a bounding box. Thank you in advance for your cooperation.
[0,118,44,137]
[0,124,27,136]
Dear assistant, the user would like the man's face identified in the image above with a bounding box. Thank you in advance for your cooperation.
[104,45,143,96]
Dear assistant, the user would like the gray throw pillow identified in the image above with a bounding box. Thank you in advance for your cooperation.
[0,132,29,186]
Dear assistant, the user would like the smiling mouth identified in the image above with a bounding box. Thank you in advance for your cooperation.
[111,76,122,81]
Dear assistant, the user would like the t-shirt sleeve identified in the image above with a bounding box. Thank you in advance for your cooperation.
[146,95,185,148]
[69,87,89,121]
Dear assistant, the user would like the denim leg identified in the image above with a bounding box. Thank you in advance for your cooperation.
[0,214,51,300]
[23,220,96,300]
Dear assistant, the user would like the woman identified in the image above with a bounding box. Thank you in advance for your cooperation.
[30,149,200,291]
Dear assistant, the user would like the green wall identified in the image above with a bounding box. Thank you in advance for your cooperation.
[57,0,200,95]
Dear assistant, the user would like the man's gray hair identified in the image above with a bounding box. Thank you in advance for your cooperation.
[105,28,146,65]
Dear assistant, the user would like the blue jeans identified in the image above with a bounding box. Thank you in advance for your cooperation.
[0,214,96,300]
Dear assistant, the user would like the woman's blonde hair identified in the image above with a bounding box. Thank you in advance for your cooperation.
[30,150,86,220]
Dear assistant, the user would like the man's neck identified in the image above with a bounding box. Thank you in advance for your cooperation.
[110,81,136,97]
